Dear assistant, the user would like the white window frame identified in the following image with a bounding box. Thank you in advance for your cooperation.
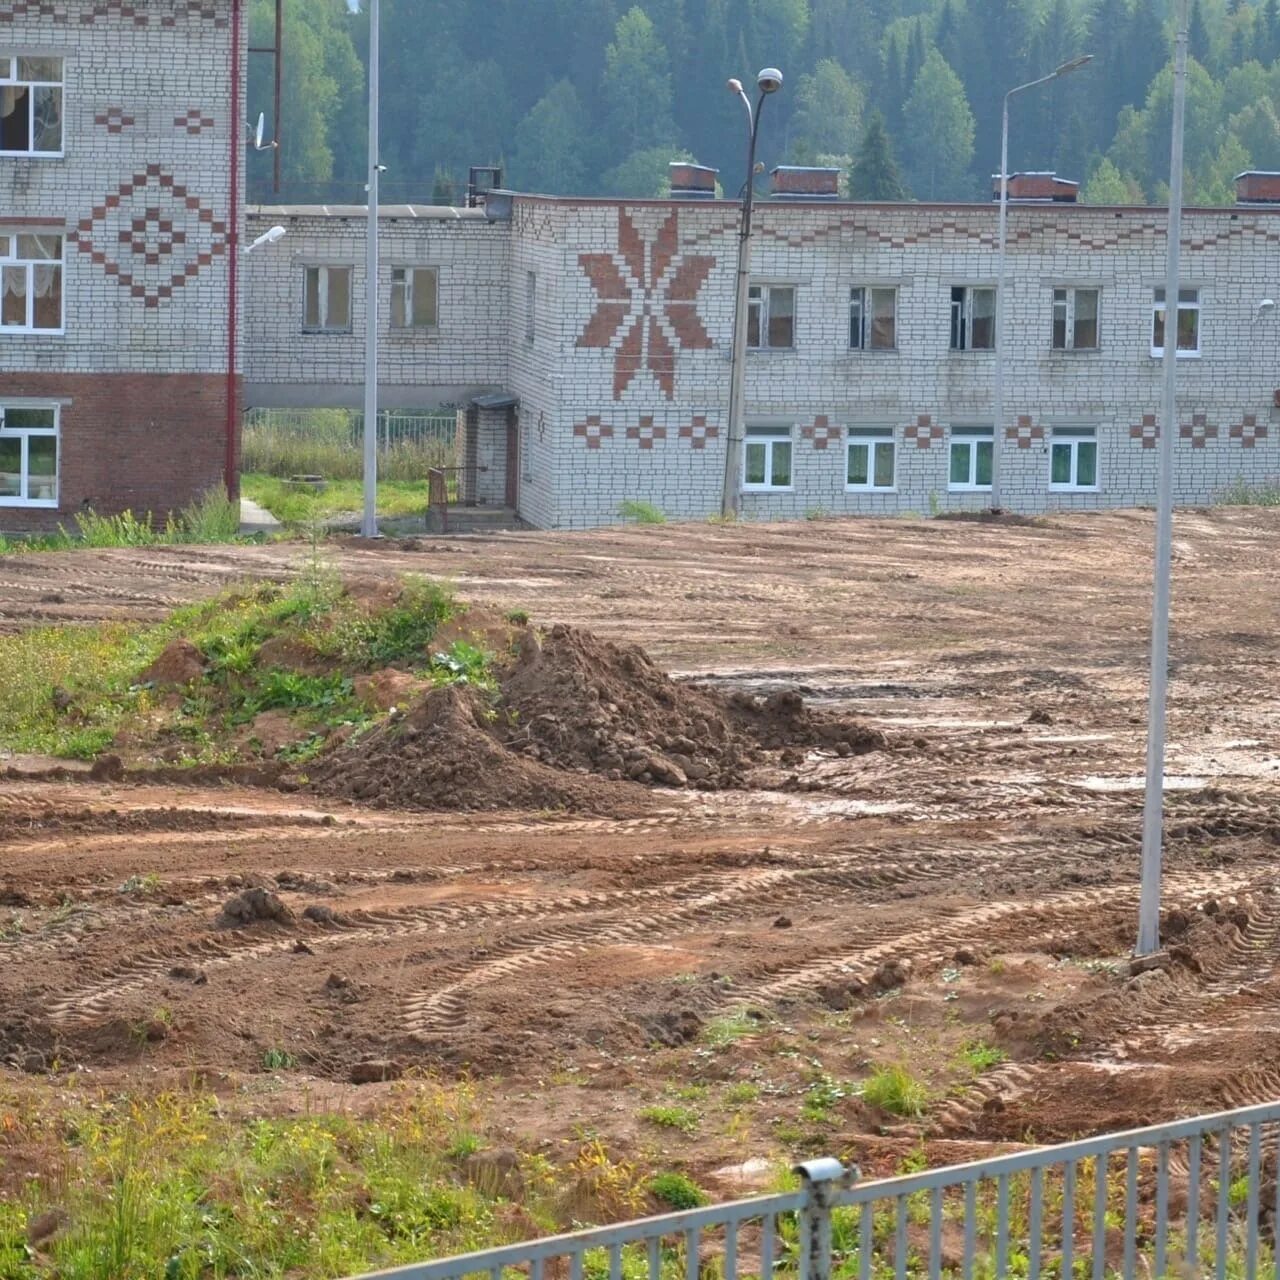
[1049,426,1099,492]
[845,427,896,491]
[389,265,438,331]
[1051,286,1100,351]
[302,264,352,333]
[743,425,794,491]
[948,425,994,492]
[849,286,897,351]
[950,285,996,351]
[0,401,59,507]
[0,54,64,157]
[1151,287,1201,358]
[747,283,796,350]
[525,270,537,344]
[0,230,64,334]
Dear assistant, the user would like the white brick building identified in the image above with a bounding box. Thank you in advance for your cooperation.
[4,0,1279,534]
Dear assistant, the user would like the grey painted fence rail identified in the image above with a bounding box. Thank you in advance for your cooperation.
[344,1101,1280,1280]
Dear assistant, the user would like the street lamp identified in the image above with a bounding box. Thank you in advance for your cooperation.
[720,67,783,520]
[245,224,285,254]
[990,52,1093,512]
[345,0,381,539]
[1137,0,1191,957]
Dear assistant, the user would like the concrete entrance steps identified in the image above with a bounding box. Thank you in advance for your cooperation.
[426,505,524,535]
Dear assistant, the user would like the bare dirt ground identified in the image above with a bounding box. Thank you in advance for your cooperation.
[3,509,1280,1186]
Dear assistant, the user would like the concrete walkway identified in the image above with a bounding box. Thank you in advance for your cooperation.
[239,496,282,536]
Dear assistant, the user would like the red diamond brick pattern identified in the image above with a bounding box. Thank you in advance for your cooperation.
[72,168,227,309]
[175,108,214,135]
[905,414,944,450]
[1006,415,1046,450]
[1180,413,1218,449]
[573,416,614,450]
[94,106,135,134]
[1129,414,1160,449]
[625,416,667,450]
[677,416,719,450]
[1230,414,1270,449]
[801,415,843,451]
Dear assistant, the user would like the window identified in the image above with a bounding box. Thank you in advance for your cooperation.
[748,284,795,349]
[525,270,536,343]
[390,266,437,330]
[846,428,896,490]
[1049,427,1098,491]
[303,265,351,332]
[0,55,63,155]
[743,425,793,490]
[849,287,896,350]
[1152,287,1200,356]
[1052,287,1099,350]
[950,286,996,351]
[0,232,62,332]
[949,426,993,491]
[0,404,58,506]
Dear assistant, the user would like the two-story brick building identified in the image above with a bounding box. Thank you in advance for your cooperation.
[4,0,1280,533]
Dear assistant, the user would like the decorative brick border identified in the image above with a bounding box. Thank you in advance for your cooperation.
[174,109,215,135]
[1,1,229,27]
[572,416,613,450]
[1180,413,1218,448]
[904,414,943,449]
[1005,415,1045,449]
[625,416,667,450]
[1129,414,1159,449]
[677,415,719,450]
[800,415,843,450]
[1230,414,1269,448]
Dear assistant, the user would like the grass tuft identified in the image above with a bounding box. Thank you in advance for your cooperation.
[861,1064,929,1118]
[637,1105,700,1135]
[617,499,667,525]
[647,1171,708,1210]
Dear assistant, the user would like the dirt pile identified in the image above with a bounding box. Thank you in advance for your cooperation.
[309,623,886,812]
[307,682,637,813]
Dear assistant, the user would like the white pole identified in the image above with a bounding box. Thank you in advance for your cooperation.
[991,94,1011,512]
[1137,0,1190,957]
[360,0,380,539]
[722,89,757,520]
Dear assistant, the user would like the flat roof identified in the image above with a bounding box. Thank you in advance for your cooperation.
[247,204,490,221]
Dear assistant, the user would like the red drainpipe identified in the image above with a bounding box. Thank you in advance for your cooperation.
[224,0,243,497]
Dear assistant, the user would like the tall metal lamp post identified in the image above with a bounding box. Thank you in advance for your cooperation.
[720,68,783,520]
[1137,0,1191,957]
[346,0,381,539]
[990,53,1092,512]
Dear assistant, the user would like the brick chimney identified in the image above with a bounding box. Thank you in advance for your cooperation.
[669,162,718,200]
[770,166,840,200]
[1236,171,1280,204]
[991,172,1080,203]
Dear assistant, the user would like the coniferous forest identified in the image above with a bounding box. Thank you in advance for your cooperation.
[247,0,1280,207]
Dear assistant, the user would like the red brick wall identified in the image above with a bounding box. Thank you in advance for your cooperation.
[0,373,236,532]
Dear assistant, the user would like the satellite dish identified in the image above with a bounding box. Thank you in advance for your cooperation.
[254,112,265,150]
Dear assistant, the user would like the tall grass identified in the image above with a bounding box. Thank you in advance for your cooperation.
[242,409,457,483]
[1215,477,1280,507]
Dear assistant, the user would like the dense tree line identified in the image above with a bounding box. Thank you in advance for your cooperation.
[247,0,1280,206]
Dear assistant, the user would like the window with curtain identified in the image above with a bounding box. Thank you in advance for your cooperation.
[0,56,63,154]
[0,232,63,332]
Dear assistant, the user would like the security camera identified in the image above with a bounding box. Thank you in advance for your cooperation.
[757,67,784,94]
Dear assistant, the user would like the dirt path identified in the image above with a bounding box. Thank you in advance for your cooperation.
[3,509,1280,1171]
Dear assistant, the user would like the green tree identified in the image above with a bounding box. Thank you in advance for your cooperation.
[599,144,691,196]
[602,8,676,158]
[902,49,975,200]
[790,58,863,161]
[851,109,909,200]
[510,80,590,194]
[1082,157,1141,205]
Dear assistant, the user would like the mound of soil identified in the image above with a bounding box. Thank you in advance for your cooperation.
[140,638,205,688]
[499,625,749,788]
[308,623,886,812]
[308,682,640,813]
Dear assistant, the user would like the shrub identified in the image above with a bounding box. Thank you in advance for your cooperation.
[637,1105,699,1134]
[618,499,667,525]
[648,1171,708,1210]
[861,1064,929,1118]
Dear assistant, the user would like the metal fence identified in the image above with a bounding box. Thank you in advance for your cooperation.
[243,407,457,455]
[345,1100,1280,1280]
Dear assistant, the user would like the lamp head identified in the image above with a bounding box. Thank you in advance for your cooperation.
[1258,298,1276,316]
[344,0,360,13]
[264,225,286,245]
[756,67,783,94]
[1054,53,1094,78]
[727,77,744,95]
